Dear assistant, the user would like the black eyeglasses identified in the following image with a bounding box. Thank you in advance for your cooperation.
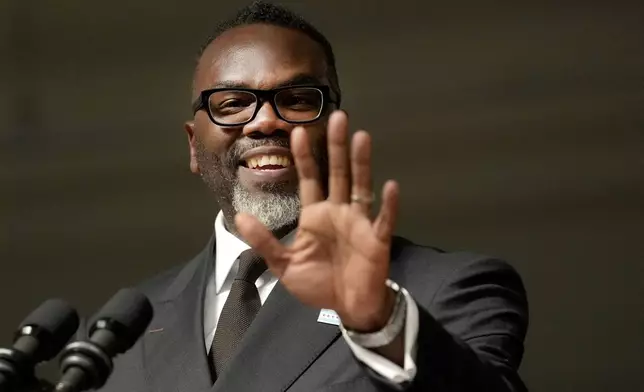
[192,85,338,126]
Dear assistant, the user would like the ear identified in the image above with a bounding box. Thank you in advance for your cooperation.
[184,121,200,174]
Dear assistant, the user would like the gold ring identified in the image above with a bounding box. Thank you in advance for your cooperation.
[350,192,375,204]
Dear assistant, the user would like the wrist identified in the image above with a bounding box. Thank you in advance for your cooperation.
[340,286,397,332]
[340,281,407,348]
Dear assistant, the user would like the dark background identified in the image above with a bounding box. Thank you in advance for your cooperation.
[2,1,643,391]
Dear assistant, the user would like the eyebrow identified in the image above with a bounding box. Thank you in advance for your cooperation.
[206,74,324,90]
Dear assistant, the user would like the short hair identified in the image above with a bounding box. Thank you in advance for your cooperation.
[194,1,341,104]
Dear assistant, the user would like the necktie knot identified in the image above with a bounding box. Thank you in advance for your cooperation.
[235,249,267,284]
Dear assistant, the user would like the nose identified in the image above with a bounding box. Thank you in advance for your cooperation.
[242,101,293,137]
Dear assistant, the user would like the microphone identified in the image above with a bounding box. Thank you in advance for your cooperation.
[54,288,153,392]
[0,299,79,392]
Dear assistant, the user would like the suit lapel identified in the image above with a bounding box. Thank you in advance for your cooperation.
[136,231,355,392]
[142,239,214,392]
[211,282,341,392]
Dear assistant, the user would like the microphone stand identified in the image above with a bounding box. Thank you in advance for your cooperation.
[0,346,53,392]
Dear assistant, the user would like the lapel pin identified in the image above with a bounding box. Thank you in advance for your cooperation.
[317,309,340,326]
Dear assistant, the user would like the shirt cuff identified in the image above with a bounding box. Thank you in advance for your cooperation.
[340,280,419,384]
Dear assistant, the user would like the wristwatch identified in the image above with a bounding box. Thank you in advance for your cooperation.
[341,280,407,348]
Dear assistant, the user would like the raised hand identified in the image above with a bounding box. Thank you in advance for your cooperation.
[235,110,400,332]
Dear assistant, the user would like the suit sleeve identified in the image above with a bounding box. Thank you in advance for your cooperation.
[363,257,529,392]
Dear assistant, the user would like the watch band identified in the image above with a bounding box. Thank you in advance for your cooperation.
[341,280,407,348]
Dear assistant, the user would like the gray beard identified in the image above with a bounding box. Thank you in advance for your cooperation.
[231,181,300,232]
[193,130,327,235]
[194,136,304,234]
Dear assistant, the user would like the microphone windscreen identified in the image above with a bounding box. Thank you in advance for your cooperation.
[90,288,153,350]
[18,299,80,360]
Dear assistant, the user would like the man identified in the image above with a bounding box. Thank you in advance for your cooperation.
[96,2,529,391]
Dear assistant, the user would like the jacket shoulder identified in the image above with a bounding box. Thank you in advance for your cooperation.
[392,235,520,272]
[389,235,525,299]
[134,249,206,301]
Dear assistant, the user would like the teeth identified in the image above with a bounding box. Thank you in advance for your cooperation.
[246,155,292,169]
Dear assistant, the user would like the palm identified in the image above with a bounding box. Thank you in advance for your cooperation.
[281,202,390,310]
[236,111,400,330]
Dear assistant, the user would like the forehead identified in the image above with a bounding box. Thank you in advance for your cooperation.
[195,24,329,91]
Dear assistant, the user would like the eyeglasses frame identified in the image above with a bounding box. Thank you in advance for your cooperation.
[191,85,339,126]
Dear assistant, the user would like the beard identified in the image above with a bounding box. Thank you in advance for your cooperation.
[194,132,328,234]
[230,181,301,232]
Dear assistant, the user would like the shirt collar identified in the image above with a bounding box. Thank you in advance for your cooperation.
[214,211,251,294]
[213,211,298,294]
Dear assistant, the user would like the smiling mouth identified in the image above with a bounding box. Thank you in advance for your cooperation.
[241,154,293,170]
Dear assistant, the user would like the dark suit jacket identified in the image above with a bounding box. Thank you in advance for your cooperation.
[93,235,529,392]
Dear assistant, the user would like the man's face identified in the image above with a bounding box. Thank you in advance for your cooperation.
[186,24,332,233]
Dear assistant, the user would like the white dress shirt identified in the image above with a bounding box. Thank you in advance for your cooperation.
[204,211,419,384]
